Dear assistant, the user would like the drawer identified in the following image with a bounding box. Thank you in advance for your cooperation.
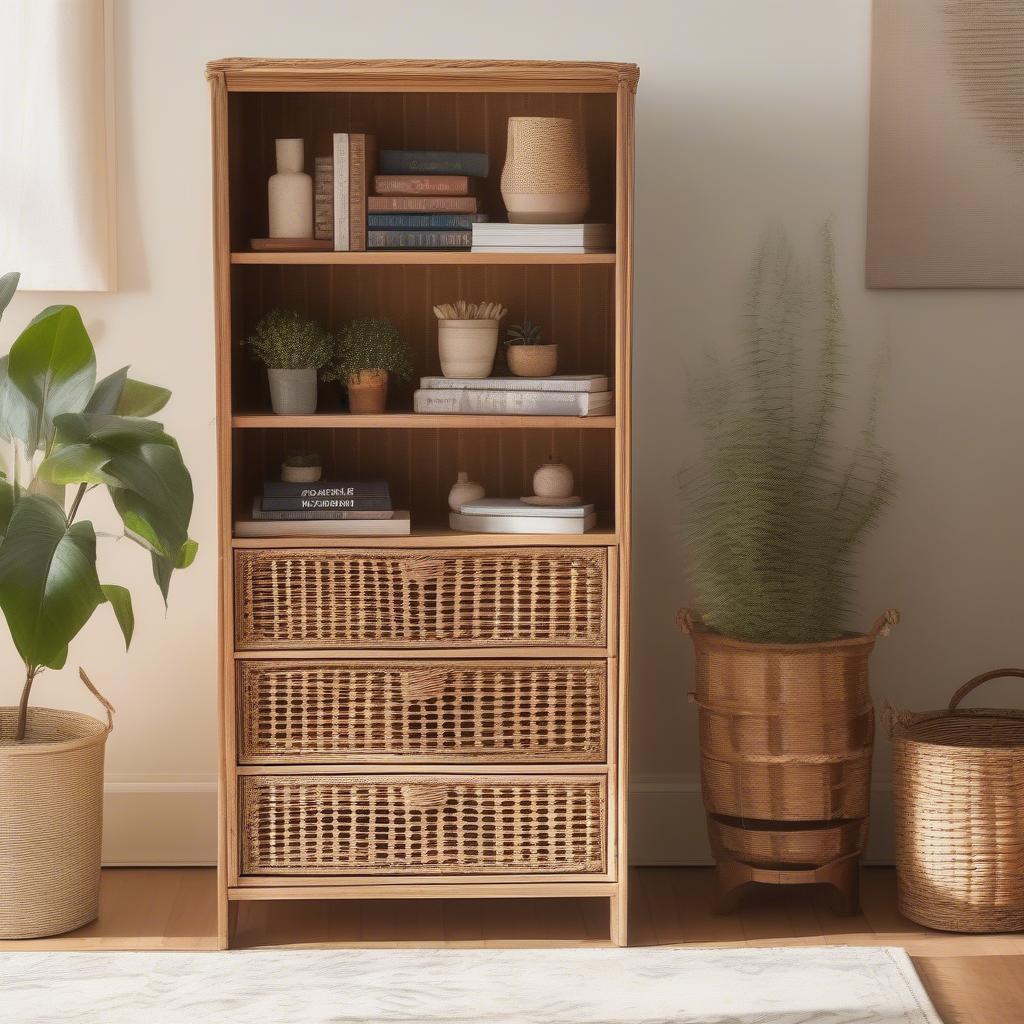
[238,659,609,764]
[239,773,607,876]
[234,547,608,650]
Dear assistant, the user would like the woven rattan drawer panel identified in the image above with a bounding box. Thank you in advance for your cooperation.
[238,659,608,764]
[233,547,607,650]
[239,773,608,876]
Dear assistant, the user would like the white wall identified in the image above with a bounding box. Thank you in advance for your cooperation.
[3,0,1022,865]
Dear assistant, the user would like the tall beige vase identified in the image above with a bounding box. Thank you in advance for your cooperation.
[500,117,589,224]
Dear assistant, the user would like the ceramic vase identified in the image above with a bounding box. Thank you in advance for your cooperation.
[269,138,313,238]
[347,369,388,414]
[507,344,558,378]
[448,471,485,512]
[267,367,318,415]
[500,117,589,224]
[533,458,574,499]
[281,463,322,483]
[438,319,499,378]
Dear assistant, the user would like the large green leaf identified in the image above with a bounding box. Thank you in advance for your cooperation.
[0,480,13,539]
[35,444,119,486]
[6,305,97,452]
[51,412,166,447]
[85,367,129,414]
[0,495,105,668]
[117,378,171,417]
[151,538,198,603]
[101,583,134,649]
[0,272,18,323]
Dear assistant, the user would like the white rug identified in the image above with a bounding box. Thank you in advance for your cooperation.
[0,946,942,1024]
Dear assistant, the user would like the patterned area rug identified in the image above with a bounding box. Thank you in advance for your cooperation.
[0,946,943,1023]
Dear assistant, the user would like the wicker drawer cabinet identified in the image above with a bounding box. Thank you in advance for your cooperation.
[210,58,636,947]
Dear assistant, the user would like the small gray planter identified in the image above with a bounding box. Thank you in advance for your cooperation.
[267,367,317,415]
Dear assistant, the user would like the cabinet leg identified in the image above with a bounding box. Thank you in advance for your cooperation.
[608,894,627,946]
[821,859,861,916]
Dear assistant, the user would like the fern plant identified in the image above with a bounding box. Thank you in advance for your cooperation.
[681,225,894,644]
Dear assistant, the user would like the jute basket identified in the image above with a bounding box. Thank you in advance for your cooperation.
[0,671,114,939]
[890,669,1024,933]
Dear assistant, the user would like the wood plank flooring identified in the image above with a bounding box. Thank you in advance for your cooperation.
[0,867,1021,1022]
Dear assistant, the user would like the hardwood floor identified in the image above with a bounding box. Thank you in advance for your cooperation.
[0,867,1021,1022]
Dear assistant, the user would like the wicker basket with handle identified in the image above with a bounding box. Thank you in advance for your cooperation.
[890,669,1024,933]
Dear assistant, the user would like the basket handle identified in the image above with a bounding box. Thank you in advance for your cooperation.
[79,668,115,734]
[948,668,1024,713]
[868,609,900,639]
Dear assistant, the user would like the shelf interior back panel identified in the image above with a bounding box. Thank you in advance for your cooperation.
[231,426,615,527]
[227,90,617,249]
[229,263,615,413]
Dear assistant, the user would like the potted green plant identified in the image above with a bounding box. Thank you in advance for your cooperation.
[244,309,333,415]
[677,227,896,913]
[0,272,197,938]
[325,316,412,414]
[505,320,557,377]
[281,451,322,483]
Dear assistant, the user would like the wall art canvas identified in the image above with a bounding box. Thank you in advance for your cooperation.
[867,0,1024,288]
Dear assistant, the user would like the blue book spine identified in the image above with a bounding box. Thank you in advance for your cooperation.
[367,213,488,229]
[378,150,489,177]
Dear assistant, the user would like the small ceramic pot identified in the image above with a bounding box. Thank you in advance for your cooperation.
[448,471,485,512]
[507,345,558,378]
[347,369,388,414]
[267,367,318,415]
[438,320,499,378]
[533,458,574,499]
[281,463,322,483]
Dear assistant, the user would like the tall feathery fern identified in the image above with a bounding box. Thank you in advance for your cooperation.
[682,224,894,644]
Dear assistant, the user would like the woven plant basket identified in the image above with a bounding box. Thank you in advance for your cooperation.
[890,669,1024,933]
[0,671,114,939]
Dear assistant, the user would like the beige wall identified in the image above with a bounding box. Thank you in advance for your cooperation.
[3,0,1022,864]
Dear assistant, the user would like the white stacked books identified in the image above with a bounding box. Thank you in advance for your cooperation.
[451,499,596,535]
[472,223,613,253]
[415,375,613,417]
[235,510,411,538]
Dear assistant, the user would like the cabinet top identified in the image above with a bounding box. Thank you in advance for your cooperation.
[205,58,639,93]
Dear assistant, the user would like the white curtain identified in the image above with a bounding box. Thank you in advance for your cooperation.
[0,0,116,291]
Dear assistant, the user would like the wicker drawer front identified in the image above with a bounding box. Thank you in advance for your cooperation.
[238,660,608,764]
[240,774,607,876]
[234,547,607,650]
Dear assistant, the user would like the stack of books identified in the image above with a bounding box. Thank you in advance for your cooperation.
[234,479,411,538]
[471,222,613,254]
[414,374,613,417]
[313,133,378,252]
[451,498,596,535]
[367,151,489,250]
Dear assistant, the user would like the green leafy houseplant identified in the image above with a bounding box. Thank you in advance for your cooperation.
[283,452,320,468]
[505,320,543,346]
[243,309,333,370]
[0,272,197,741]
[681,225,894,644]
[325,317,412,414]
[505,320,558,378]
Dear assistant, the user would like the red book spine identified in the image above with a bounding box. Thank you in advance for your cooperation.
[348,135,377,252]
[373,175,478,196]
[366,195,479,213]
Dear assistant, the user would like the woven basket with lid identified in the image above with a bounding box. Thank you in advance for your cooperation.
[890,669,1024,933]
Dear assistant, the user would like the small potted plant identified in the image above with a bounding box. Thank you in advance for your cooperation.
[0,272,197,938]
[325,316,413,414]
[505,320,557,377]
[244,309,333,415]
[281,452,322,483]
[434,300,508,378]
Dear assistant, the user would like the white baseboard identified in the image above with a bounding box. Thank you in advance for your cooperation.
[101,773,896,867]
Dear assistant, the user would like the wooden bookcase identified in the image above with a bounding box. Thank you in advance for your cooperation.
[207,59,637,949]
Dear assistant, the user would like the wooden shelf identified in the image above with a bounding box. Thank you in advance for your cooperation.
[232,413,616,430]
[231,251,616,266]
[230,526,618,549]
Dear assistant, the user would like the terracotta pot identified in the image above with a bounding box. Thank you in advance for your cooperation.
[438,320,499,378]
[347,369,388,414]
[507,344,558,378]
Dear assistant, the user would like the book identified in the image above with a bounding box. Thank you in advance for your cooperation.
[249,238,333,252]
[314,156,333,241]
[367,196,479,214]
[378,150,489,177]
[419,374,609,394]
[368,230,471,250]
[251,499,393,522]
[262,480,390,499]
[367,213,488,229]
[235,511,412,538]
[459,498,594,518]
[332,133,350,251]
[413,389,614,417]
[260,496,393,512]
[472,223,613,245]
[348,134,377,252]
[472,246,610,254]
[450,511,596,535]
[373,175,479,196]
